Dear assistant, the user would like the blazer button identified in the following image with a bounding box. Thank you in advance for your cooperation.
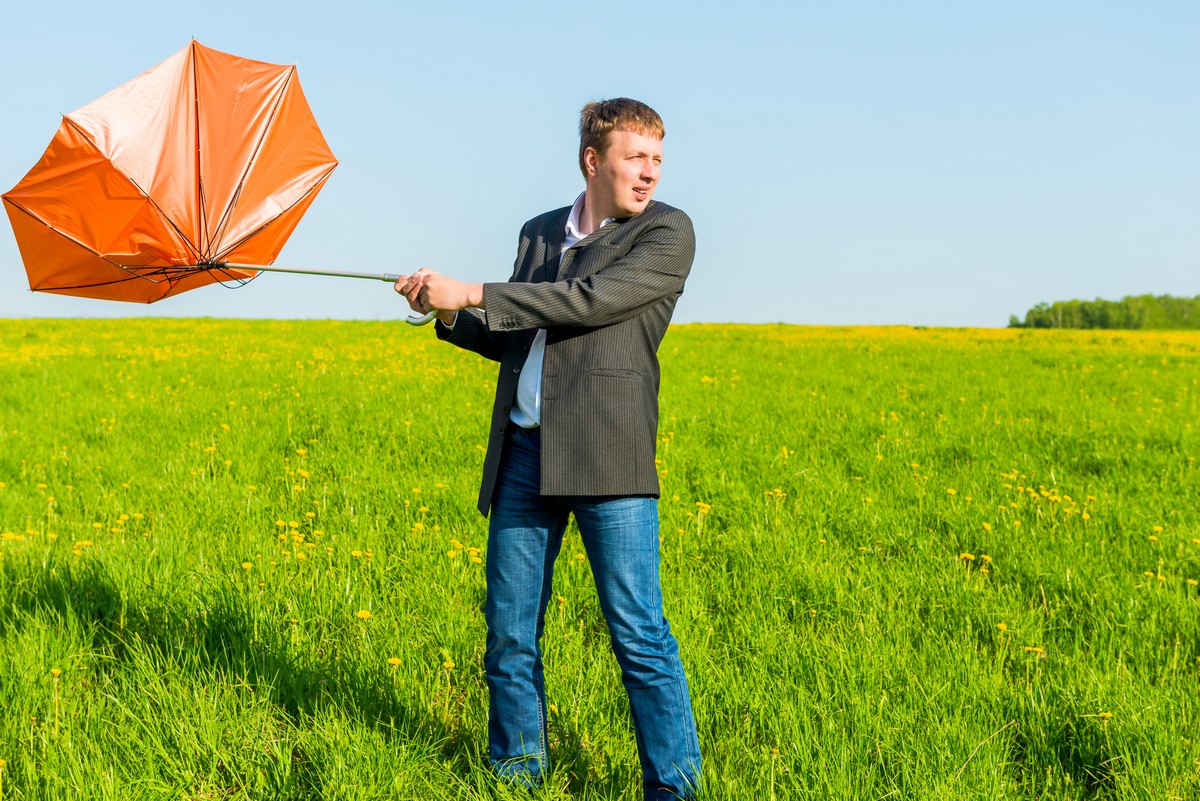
[512,367,520,374]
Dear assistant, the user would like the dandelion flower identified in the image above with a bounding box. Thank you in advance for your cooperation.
[356,610,371,620]
[241,562,253,571]
[443,660,455,670]
[387,657,401,667]
[1098,712,1113,720]
[997,623,1007,632]
[960,553,975,561]
[50,668,62,678]
[982,523,992,532]
[1187,579,1198,587]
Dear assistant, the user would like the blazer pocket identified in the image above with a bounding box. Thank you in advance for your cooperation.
[587,368,641,381]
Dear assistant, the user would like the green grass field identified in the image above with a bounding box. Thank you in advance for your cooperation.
[0,319,1197,800]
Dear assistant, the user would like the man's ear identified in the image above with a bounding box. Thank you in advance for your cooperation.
[583,146,599,178]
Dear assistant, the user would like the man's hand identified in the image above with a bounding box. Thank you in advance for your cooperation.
[393,270,484,325]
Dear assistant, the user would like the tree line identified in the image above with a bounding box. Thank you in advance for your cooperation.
[1008,294,1200,329]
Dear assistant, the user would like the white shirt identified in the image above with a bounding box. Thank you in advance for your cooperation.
[509,192,613,428]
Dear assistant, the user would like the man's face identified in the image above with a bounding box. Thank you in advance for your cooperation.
[585,127,663,219]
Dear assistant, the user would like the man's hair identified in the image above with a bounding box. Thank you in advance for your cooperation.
[578,98,665,177]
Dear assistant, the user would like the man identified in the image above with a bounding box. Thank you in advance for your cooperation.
[396,98,700,801]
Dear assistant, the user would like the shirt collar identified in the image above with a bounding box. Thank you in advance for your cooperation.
[565,192,614,242]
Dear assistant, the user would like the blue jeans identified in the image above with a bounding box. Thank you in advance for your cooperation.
[485,425,702,800]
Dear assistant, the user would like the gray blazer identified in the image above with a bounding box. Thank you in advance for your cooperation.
[436,199,695,515]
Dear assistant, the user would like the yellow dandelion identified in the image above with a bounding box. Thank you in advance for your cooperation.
[1187,579,1198,587]
[443,660,455,670]
[387,657,402,667]
[549,703,558,714]
[351,550,363,558]
[959,553,975,561]
[1082,513,1091,521]
[982,522,992,532]
[947,488,957,496]
[1153,525,1164,533]
[1148,535,1159,543]
[1024,646,1044,654]
[50,668,62,678]
[241,562,253,571]
[1098,711,1113,720]
[997,623,1007,632]
[1143,571,1155,577]
[356,610,371,620]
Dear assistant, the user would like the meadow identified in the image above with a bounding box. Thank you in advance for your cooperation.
[0,319,1197,800]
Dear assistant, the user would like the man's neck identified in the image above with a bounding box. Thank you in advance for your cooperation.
[578,189,610,235]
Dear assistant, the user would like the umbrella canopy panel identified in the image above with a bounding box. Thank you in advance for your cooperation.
[2,41,337,303]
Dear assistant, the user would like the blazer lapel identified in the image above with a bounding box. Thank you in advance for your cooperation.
[532,209,570,284]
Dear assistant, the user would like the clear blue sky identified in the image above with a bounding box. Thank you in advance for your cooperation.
[1,1,1196,326]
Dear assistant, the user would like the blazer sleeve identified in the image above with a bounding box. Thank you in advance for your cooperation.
[481,208,694,332]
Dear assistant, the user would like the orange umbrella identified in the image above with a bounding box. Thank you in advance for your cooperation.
[3,41,341,304]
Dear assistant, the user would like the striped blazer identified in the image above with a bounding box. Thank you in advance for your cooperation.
[436,199,695,516]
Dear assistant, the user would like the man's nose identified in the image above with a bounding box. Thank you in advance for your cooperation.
[641,159,659,181]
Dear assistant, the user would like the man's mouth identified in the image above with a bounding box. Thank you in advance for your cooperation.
[632,186,650,201]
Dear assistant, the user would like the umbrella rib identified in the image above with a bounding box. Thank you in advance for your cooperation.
[192,42,210,260]
[205,65,296,256]
[211,163,336,264]
[60,116,203,265]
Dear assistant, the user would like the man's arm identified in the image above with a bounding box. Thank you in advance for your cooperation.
[409,208,693,332]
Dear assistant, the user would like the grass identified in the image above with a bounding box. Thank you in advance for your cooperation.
[0,319,1197,800]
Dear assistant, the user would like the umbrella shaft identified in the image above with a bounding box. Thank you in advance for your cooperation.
[219,262,401,283]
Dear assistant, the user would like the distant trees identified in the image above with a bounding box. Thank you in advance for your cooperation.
[1008,294,1200,329]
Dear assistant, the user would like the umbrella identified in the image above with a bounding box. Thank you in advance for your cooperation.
[2,41,434,323]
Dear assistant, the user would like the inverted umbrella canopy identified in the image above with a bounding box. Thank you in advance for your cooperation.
[2,41,338,303]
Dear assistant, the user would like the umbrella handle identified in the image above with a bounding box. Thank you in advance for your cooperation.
[407,310,438,326]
